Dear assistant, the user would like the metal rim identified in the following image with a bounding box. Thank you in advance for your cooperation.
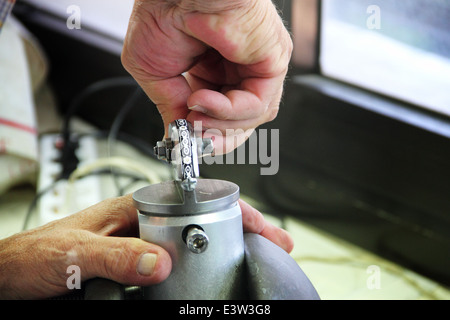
[133,179,240,216]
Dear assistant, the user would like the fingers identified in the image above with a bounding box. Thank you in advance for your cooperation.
[60,194,139,237]
[188,89,262,121]
[130,75,194,138]
[122,0,292,143]
[50,196,173,287]
[239,199,294,253]
[186,80,282,122]
[0,218,172,299]
[259,222,295,255]
[184,55,287,124]
[80,235,172,287]
[74,196,292,288]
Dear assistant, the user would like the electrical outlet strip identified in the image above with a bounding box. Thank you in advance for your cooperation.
[37,134,103,227]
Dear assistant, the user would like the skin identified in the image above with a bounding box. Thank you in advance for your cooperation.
[0,0,294,300]
[121,0,293,154]
[0,195,293,299]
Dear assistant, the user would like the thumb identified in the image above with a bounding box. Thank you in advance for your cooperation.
[79,235,172,286]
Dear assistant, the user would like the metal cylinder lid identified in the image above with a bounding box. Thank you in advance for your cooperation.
[133,179,240,216]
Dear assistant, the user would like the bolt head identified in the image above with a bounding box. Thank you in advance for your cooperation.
[186,228,209,254]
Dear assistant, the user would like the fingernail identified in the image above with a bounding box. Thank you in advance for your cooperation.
[189,105,208,114]
[137,253,157,276]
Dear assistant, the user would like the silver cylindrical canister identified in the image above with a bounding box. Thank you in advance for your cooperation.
[133,178,245,300]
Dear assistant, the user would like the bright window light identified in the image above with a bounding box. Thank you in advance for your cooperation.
[320,0,450,117]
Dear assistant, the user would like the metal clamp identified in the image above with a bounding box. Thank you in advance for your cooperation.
[154,120,214,191]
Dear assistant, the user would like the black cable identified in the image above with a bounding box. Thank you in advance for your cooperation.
[62,77,138,141]
[24,77,142,229]
[107,87,145,196]
[59,77,139,179]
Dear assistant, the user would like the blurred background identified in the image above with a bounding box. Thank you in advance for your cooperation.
[0,0,449,299]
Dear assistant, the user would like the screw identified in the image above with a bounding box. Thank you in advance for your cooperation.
[185,227,209,254]
[180,177,197,191]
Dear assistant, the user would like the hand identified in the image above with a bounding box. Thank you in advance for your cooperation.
[0,194,292,299]
[121,0,293,154]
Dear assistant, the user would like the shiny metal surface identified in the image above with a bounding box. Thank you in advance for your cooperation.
[153,119,213,186]
[185,226,209,254]
[133,179,240,215]
[138,204,245,300]
[134,119,244,299]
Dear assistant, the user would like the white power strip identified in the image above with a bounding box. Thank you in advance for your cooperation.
[36,133,171,228]
[37,134,104,226]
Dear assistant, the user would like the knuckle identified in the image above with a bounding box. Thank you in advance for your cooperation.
[101,239,141,280]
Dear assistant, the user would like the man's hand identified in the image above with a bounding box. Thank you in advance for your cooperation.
[0,194,292,299]
[0,195,170,300]
[121,0,293,154]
